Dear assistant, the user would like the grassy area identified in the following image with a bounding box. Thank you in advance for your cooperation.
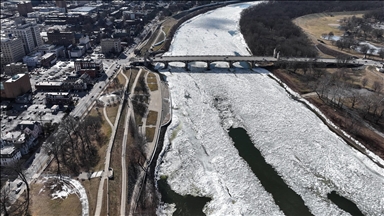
[81,178,99,216]
[87,108,111,172]
[126,68,139,93]
[117,72,126,87]
[145,127,156,142]
[293,12,364,41]
[293,11,381,59]
[100,181,108,216]
[140,28,160,56]
[106,105,119,125]
[108,104,127,216]
[152,17,178,52]
[146,110,158,126]
[30,182,82,216]
[147,73,158,91]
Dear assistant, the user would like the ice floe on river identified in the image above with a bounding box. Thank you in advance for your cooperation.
[156,2,384,215]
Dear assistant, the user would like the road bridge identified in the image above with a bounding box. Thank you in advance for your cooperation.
[131,55,375,70]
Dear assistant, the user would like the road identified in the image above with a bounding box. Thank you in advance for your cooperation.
[70,61,119,118]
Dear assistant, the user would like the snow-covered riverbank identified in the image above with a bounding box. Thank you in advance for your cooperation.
[156,2,384,215]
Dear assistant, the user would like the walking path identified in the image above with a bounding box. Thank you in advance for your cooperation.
[103,105,113,129]
[94,68,129,216]
[128,71,163,215]
[120,69,142,215]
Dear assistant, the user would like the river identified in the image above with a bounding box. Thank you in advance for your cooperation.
[155,2,384,216]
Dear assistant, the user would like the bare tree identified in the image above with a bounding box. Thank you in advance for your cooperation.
[368,48,375,59]
[12,161,30,216]
[45,133,65,179]
[360,44,370,59]
[372,81,383,93]
[347,90,360,108]
[378,48,384,61]
[0,182,11,216]
[362,78,368,88]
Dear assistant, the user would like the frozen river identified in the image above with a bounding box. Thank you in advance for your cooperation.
[156,2,384,215]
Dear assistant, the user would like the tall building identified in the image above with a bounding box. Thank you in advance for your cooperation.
[17,2,34,17]
[1,36,26,66]
[55,0,67,13]
[4,23,43,54]
[101,38,121,54]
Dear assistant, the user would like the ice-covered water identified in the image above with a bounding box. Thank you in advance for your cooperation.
[156,2,384,215]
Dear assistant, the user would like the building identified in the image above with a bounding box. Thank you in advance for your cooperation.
[101,38,121,54]
[55,0,67,13]
[0,145,22,167]
[69,45,86,58]
[47,29,75,47]
[45,92,73,105]
[79,35,91,49]
[17,2,34,17]
[40,53,57,68]
[4,63,28,76]
[1,36,26,66]
[37,44,65,57]
[4,23,43,54]
[19,121,42,139]
[23,52,41,67]
[74,58,103,78]
[0,74,32,99]
[35,81,63,91]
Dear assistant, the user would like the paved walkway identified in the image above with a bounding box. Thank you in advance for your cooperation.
[94,67,129,216]
[120,69,142,216]
[128,71,163,215]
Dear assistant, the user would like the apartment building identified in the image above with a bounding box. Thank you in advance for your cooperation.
[4,23,43,54]
[1,36,26,66]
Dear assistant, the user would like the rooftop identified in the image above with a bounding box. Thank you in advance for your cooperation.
[0,145,17,155]
[5,74,26,83]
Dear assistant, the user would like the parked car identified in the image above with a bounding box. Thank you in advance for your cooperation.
[17,182,23,187]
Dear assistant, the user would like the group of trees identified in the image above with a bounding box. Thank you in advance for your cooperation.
[315,70,383,125]
[45,115,105,176]
[239,1,383,58]
[132,77,150,118]
[0,161,31,216]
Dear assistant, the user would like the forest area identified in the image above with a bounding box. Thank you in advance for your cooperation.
[239,1,383,58]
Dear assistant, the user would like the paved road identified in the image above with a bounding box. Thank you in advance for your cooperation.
[71,62,119,118]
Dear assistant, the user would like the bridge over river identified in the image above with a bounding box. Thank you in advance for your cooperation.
[130,55,379,70]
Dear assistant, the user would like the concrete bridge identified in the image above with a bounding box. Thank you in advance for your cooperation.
[131,55,371,70]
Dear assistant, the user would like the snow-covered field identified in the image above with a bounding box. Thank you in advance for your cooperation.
[156,2,384,216]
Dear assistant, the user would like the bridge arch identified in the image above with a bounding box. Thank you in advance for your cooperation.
[209,61,231,69]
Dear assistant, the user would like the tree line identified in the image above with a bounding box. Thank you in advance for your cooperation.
[239,1,383,58]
